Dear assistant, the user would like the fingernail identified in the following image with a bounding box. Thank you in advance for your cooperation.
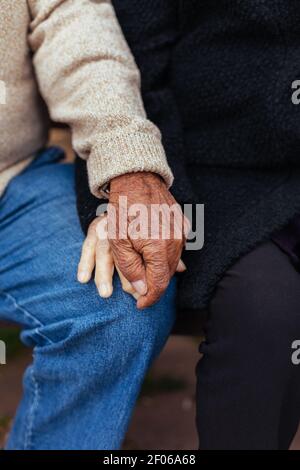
[99,282,112,298]
[78,270,90,283]
[132,280,147,295]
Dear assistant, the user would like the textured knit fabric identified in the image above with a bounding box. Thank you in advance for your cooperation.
[0,0,173,198]
[75,0,300,311]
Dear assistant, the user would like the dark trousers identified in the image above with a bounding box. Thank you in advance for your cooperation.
[196,242,300,449]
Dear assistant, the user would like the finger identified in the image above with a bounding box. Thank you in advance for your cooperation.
[110,240,147,295]
[137,244,170,309]
[115,263,140,298]
[183,214,191,239]
[132,292,141,300]
[116,261,143,299]
[95,238,114,298]
[176,259,187,272]
[77,222,98,283]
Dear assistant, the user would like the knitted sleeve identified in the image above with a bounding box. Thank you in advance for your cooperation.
[27,0,173,198]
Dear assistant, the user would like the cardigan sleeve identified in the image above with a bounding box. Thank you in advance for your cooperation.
[27,0,173,198]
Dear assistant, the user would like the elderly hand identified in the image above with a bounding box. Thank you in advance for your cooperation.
[107,172,188,309]
[77,202,187,305]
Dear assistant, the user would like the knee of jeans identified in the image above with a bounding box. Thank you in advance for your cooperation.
[31,276,176,364]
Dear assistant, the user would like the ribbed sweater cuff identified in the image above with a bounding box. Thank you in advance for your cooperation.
[87,132,174,198]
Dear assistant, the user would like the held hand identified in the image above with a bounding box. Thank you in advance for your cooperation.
[108,172,188,309]
[77,215,140,300]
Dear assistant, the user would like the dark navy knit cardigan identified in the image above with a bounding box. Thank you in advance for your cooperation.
[75,0,300,311]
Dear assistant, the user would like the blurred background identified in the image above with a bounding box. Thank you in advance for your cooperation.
[0,129,299,450]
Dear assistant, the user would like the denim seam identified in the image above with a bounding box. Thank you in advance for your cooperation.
[23,361,40,450]
[0,288,54,345]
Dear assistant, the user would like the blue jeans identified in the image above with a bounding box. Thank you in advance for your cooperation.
[0,148,176,450]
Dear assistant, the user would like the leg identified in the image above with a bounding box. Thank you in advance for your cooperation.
[0,149,176,450]
[196,242,300,450]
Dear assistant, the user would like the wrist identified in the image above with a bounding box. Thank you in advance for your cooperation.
[110,171,164,194]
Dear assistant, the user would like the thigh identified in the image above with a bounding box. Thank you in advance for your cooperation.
[196,242,300,449]
[0,148,176,347]
[0,148,176,451]
[206,241,300,354]
[0,148,86,334]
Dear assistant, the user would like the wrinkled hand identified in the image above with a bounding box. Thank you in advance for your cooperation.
[108,172,188,309]
[77,214,140,300]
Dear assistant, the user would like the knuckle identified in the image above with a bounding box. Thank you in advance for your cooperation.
[88,219,99,233]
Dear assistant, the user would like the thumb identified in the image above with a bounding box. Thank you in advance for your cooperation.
[132,279,147,296]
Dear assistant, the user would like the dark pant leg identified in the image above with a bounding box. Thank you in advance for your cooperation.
[196,242,300,450]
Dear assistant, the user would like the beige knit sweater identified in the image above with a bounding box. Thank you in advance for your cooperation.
[0,0,173,198]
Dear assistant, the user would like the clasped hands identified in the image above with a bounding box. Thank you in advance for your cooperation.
[77,172,189,308]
